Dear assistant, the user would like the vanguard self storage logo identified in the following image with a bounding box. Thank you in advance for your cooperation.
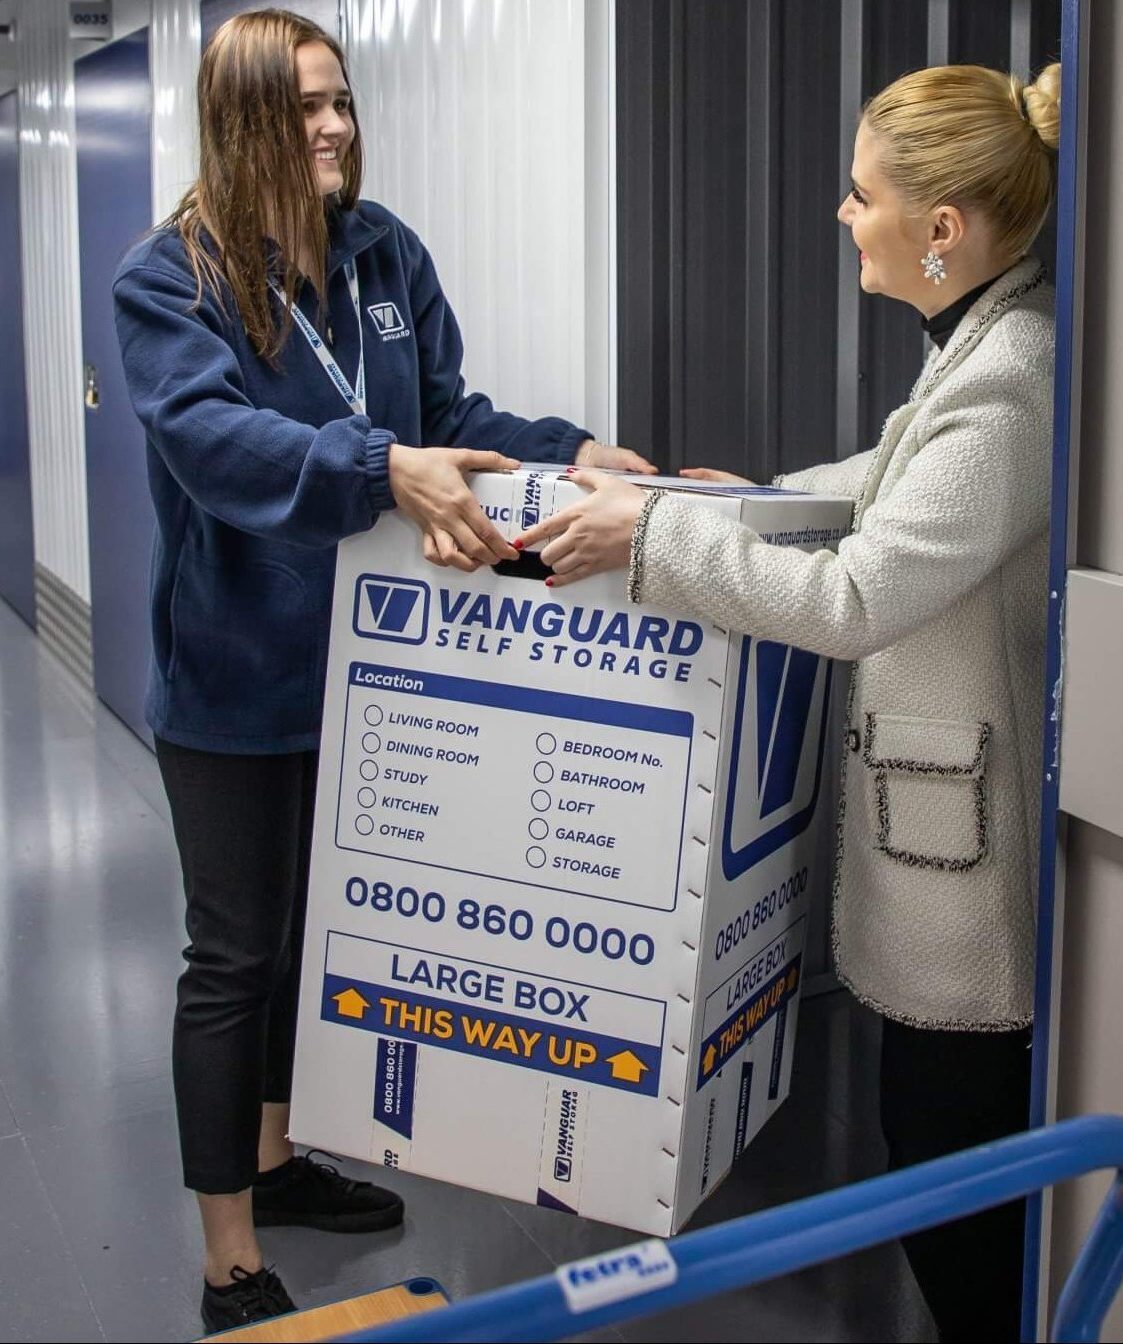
[353,574,430,645]
[520,472,544,530]
[721,637,833,879]
[367,301,409,339]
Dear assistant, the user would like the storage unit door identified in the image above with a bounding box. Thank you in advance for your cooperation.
[77,29,154,745]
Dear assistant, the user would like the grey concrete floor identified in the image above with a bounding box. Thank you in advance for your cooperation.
[0,596,933,1343]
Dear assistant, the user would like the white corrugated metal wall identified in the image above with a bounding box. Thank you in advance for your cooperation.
[16,0,92,602]
[151,0,202,224]
[342,0,615,438]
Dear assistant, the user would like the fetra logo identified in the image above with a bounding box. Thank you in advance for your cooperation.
[721,637,833,879]
[352,574,430,645]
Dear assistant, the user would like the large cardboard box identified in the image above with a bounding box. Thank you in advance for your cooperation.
[290,468,851,1235]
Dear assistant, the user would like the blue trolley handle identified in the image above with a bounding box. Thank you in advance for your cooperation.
[338,1116,1123,1343]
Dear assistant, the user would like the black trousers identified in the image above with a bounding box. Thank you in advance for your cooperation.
[880,1015,1033,1343]
[156,739,318,1194]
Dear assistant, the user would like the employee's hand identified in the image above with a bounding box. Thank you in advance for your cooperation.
[389,445,519,572]
[679,467,755,485]
[514,467,646,588]
[575,440,659,474]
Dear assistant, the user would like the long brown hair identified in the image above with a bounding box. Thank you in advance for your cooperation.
[164,8,365,362]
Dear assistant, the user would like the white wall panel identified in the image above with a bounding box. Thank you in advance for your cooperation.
[583,0,615,445]
[16,0,90,600]
[343,0,615,439]
[115,1,203,224]
[150,0,201,223]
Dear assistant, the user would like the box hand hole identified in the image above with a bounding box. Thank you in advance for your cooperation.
[493,551,554,582]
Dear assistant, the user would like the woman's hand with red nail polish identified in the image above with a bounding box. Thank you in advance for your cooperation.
[514,468,646,589]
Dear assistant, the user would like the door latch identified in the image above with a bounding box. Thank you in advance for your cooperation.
[84,362,100,410]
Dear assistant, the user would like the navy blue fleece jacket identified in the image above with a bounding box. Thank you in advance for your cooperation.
[113,200,588,751]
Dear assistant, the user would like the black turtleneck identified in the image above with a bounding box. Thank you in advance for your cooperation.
[921,273,1005,350]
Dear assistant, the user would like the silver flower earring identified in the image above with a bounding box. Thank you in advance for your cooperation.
[922,251,947,285]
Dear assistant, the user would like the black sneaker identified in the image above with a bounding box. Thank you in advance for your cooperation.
[252,1151,405,1233]
[200,1264,296,1335]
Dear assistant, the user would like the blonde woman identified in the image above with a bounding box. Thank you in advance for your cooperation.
[518,63,1061,1341]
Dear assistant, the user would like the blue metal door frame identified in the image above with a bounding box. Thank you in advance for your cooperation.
[1024,0,1089,1337]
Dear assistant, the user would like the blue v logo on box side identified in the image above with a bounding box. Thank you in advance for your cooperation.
[352,574,430,645]
[721,637,833,879]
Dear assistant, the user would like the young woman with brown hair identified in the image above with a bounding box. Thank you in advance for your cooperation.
[113,8,650,1331]
[518,62,1061,1341]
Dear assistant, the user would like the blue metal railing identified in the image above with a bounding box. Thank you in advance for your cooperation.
[340,1115,1123,1343]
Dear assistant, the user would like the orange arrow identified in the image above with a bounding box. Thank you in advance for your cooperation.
[702,1043,717,1075]
[606,1049,649,1084]
[333,987,371,1020]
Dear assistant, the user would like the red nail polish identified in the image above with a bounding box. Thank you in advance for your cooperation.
[545,577,554,587]
[513,539,525,551]
[565,466,576,474]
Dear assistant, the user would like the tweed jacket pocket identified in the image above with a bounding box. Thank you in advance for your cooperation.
[863,713,990,872]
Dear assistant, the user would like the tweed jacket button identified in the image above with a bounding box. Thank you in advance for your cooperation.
[845,728,861,753]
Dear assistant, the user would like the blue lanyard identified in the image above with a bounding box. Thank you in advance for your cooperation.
[269,259,366,415]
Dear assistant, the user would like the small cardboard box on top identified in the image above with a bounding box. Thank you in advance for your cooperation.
[290,467,852,1236]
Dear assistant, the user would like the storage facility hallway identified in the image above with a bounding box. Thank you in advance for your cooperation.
[14,0,1123,1340]
[0,596,931,1341]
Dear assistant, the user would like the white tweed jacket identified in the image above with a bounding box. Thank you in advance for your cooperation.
[632,259,1054,1029]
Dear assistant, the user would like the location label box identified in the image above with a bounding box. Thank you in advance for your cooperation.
[336,663,693,910]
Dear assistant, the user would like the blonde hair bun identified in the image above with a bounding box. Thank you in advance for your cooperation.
[1021,62,1061,152]
[863,62,1061,260]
